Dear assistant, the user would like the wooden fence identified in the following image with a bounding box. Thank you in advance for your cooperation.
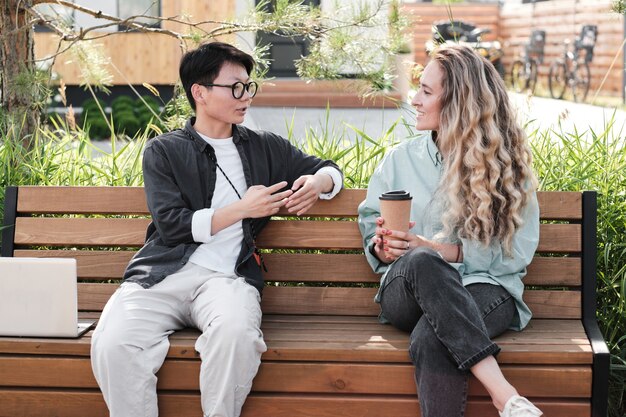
[403,0,623,99]
[499,0,623,98]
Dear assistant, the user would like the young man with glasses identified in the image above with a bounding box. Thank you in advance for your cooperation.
[91,42,342,417]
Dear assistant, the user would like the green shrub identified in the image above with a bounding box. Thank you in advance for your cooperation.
[114,110,140,136]
[111,95,135,109]
[106,95,163,138]
[86,118,111,139]
[136,95,160,112]
[81,98,108,120]
[81,108,101,122]
[81,97,107,110]
[135,107,157,125]
[112,103,134,116]
[81,97,109,128]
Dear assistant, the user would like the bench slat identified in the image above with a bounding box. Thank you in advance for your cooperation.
[15,250,135,280]
[262,287,581,319]
[0,317,592,364]
[526,257,581,286]
[17,186,148,214]
[536,192,582,220]
[14,187,583,220]
[12,250,582,287]
[14,218,149,247]
[0,390,592,417]
[14,218,581,253]
[0,357,591,397]
[0,332,593,365]
[260,341,592,364]
[14,186,366,218]
[75,283,581,318]
[257,222,581,252]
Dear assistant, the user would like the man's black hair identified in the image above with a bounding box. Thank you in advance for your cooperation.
[179,42,255,111]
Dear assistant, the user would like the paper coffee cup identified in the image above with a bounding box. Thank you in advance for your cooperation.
[379,190,412,243]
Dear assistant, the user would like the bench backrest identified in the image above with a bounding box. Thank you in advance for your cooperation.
[1,187,597,321]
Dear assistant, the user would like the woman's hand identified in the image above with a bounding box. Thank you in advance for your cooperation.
[371,217,421,262]
[371,217,463,263]
[372,215,463,263]
[369,217,390,263]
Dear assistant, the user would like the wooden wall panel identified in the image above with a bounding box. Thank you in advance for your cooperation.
[499,0,623,97]
[33,0,236,86]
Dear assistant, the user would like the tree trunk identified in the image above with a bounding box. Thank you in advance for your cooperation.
[0,0,38,147]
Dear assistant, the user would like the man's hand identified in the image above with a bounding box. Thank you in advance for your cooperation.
[240,181,293,218]
[285,173,332,215]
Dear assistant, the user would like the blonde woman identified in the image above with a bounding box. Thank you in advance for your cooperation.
[358,44,542,417]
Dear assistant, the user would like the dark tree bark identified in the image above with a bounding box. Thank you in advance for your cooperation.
[0,0,37,147]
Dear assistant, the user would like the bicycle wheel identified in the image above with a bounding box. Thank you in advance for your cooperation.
[571,61,591,103]
[548,60,567,99]
[527,59,538,94]
[511,60,528,93]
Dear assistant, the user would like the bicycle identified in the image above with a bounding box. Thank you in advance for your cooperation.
[427,20,505,78]
[548,25,598,103]
[510,30,546,94]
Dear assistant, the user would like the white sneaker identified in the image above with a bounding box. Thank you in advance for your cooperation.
[499,395,543,417]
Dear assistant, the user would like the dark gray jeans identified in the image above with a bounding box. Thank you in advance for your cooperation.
[379,247,515,417]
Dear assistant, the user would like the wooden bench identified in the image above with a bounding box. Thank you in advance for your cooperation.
[0,186,609,417]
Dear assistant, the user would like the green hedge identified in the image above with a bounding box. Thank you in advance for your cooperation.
[79,95,163,139]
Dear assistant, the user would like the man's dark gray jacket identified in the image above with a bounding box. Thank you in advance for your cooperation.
[124,118,342,293]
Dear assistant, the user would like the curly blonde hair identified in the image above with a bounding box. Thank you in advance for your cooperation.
[431,44,536,255]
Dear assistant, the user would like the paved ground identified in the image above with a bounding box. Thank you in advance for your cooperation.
[244,104,414,141]
[508,93,626,137]
[244,93,626,141]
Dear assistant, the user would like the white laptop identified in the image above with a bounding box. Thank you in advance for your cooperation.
[0,257,95,338]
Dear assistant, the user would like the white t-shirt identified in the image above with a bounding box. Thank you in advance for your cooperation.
[188,134,246,275]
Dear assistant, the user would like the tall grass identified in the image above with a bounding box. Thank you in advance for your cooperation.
[0,115,147,230]
[529,117,626,417]
[285,108,400,188]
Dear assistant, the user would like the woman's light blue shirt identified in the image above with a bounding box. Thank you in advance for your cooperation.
[357,133,540,330]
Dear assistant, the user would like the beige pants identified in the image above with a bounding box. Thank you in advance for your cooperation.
[91,263,266,417]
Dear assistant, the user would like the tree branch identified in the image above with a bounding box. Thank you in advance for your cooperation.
[29,0,185,39]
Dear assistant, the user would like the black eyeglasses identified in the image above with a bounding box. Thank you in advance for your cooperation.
[199,81,258,99]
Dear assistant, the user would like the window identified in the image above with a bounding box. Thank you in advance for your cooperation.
[33,3,75,33]
[117,0,161,30]
[34,0,160,33]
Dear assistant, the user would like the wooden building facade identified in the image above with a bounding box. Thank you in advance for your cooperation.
[35,1,236,88]
[34,0,624,106]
